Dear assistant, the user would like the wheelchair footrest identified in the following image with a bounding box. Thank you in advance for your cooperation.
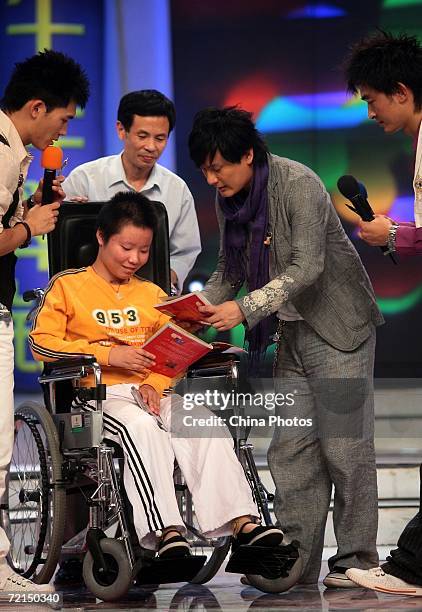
[136,555,207,585]
[225,541,300,580]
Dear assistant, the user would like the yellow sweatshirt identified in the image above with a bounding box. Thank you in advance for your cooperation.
[29,266,172,396]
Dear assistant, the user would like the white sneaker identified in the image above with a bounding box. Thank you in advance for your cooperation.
[0,569,54,596]
[346,567,422,596]
[323,570,359,588]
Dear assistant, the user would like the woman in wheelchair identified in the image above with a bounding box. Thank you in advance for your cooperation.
[29,192,283,571]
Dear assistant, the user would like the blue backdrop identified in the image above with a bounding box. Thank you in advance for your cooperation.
[0,0,174,390]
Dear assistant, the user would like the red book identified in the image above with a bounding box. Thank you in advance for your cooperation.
[154,292,211,323]
[142,322,213,377]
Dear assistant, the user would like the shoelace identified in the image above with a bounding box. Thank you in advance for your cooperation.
[368,567,385,577]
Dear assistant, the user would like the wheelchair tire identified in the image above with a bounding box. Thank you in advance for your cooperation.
[1,401,66,583]
[189,537,231,584]
[82,538,132,601]
[175,471,231,585]
[245,547,303,593]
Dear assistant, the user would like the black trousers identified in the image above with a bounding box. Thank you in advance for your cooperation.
[382,464,422,585]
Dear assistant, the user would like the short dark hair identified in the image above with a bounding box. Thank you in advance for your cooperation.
[117,89,176,132]
[1,49,89,112]
[188,106,268,168]
[345,31,422,110]
[96,192,156,243]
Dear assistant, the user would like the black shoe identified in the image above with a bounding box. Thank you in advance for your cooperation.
[158,533,191,559]
[54,558,84,587]
[232,522,284,551]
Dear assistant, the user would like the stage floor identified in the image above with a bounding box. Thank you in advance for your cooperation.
[10,396,422,610]
[55,575,422,611]
[43,554,422,611]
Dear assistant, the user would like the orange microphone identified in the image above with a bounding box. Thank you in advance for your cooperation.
[41,145,63,204]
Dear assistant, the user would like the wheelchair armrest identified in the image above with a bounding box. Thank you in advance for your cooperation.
[43,355,97,374]
[190,350,240,369]
[39,355,100,384]
[188,349,241,379]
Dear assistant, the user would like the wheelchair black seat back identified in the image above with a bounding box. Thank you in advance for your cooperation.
[2,201,302,601]
[49,201,171,292]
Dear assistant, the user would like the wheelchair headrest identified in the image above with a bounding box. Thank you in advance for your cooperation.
[48,201,171,293]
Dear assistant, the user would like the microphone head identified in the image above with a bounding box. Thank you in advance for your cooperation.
[337,174,360,200]
[41,145,63,170]
[357,181,368,198]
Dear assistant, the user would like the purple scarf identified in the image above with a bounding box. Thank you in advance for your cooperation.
[218,161,275,372]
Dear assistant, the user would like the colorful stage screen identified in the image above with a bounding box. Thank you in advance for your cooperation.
[2,0,422,389]
[0,0,174,391]
[171,0,422,377]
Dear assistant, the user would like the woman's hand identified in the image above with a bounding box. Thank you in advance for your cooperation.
[108,346,156,372]
[139,384,161,414]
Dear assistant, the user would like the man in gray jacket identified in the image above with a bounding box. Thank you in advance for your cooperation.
[188,106,384,587]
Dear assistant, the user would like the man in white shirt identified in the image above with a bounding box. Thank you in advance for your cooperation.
[62,90,201,292]
[343,31,422,597]
[0,48,89,594]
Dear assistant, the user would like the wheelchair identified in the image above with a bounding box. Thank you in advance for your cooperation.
[0,202,302,600]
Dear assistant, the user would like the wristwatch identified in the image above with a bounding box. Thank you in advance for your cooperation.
[26,194,36,209]
[384,221,399,255]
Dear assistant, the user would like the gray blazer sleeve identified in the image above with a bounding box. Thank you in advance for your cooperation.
[236,175,329,328]
[201,197,242,305]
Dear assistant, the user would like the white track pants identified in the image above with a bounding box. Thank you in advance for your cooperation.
[0,318,14,560]
[102,384,258,549]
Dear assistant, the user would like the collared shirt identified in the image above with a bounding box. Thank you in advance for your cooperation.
[62,154,201,289]
[413,121,422,227]
[0,110,32,232]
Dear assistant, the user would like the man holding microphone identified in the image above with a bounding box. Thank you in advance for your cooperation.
[0,49,89,594]
[343,31,422,595]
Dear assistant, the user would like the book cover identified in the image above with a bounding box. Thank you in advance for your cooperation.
[210,341,247,355]
[142,322,213,377]
[154,291,211,322]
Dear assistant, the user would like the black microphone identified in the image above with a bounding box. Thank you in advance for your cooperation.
[337,174,396,264]
[40,146,63,204]
[357,180,368,200]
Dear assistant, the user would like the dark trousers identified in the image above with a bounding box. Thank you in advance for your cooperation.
[382,464,422,585]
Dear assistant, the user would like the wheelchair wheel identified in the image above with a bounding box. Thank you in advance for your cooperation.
[245,544,303,593]
[82,538,132,601]
[189,536,230,585]
[0,401,66,583]
[176,477,231,584]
